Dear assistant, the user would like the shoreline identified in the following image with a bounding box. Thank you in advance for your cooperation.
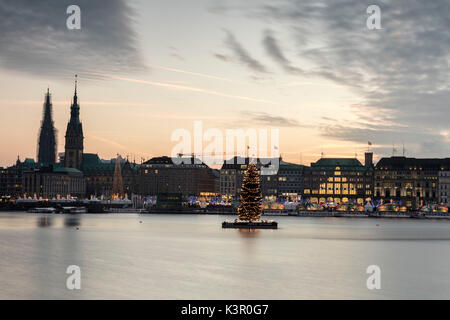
[2,210,449,220]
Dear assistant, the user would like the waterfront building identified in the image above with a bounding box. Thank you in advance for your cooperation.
[82,154,140,198]
[302,153,374,204]
[219,157,302,200]
[375,157,450,208]
[64,76,84,170]
[139,156,217,197]
[37,89,57,164]
[22,164,86,199]
[439,170,450,205]
[0,167,6,196]
[0,157,41,197]
[277,162,305,198]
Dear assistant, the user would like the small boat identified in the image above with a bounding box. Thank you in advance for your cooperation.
[62,207,87,214]
[28,207,57,213]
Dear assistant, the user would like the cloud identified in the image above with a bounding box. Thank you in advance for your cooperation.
[168,46,185,61]
[223,30,269,73]
[219,0,450,157]
[0,0,146,79]
[262,30,303,74]
[213,53,233,62]
[154,65,235,83]
[242,111,300,127]
[111,75,276,104]
[88,134,127,150]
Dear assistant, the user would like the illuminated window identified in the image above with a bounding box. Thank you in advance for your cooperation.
[342,183,348,195]
[334,183,341,195]
[320,183,326,194]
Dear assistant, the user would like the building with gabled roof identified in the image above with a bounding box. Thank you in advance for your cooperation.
[302,153,374,204]
[81,153,140,198]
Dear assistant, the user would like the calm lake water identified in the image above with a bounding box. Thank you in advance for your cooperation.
[1,212,450,299]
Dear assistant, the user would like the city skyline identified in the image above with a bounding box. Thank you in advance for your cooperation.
[1,0,449,167]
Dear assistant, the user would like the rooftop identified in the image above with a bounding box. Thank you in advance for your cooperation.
[308,158,369,171]
[143,156,208,167]
[376,156,450,170]
[82,153,140,173]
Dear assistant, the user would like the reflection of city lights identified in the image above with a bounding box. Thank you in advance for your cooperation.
[237,228,260,235]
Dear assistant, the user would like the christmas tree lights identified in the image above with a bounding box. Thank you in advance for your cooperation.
[237,163,262,222]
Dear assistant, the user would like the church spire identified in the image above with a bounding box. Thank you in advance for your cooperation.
[73,74,78,104]
[38,87,57,164]
[64,75,84,169]
[69,75,80,124]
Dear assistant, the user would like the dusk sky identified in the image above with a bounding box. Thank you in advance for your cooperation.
[0,0,449,167]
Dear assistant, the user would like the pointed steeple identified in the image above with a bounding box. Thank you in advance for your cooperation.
[73,74,78,104]
[64,75,84,169]
[69,74,81,124]
[38,87,57,164]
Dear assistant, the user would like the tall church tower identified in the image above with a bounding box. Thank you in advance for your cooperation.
[37,88,57,164]
[64,75,84,169]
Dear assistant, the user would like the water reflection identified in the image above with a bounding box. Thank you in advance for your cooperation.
[237,228,261,237]
[36,215,53,228]
[64,214,81,228]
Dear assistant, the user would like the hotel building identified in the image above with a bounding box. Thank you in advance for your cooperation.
[220,157,304,200]
[302,153,374,204]
[375,157,450,208]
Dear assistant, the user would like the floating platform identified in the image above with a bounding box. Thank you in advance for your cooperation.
[222,220,278,229]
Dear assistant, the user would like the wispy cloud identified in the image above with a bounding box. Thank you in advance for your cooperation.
[88,135,127,150]
[0,99,154,108]
[111,75,276,104]
[154,65,235,83]
[262,30,303,75]
[241,111,300,127]
[223,30,269,73]
[168,46,185,61]
[217,0,450,157]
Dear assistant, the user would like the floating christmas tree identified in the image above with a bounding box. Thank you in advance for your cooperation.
[237,163,262,222]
